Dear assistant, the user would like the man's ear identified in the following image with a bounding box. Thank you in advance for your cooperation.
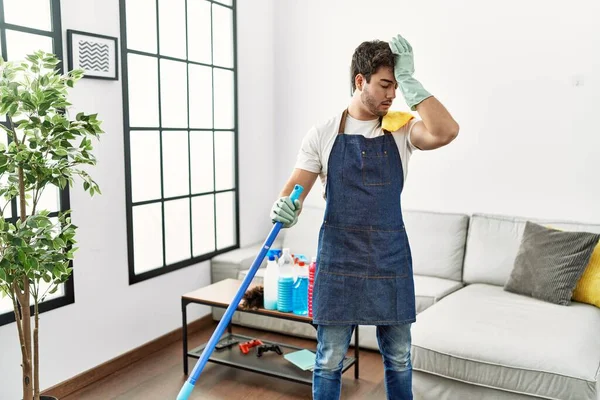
[355,74,365,91]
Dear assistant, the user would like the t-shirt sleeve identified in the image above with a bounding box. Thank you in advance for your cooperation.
[394,118,420,154]
[294,126,322,173]
[405,118,420,152]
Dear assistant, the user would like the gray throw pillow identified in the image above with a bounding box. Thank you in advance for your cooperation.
[504,221,600,305]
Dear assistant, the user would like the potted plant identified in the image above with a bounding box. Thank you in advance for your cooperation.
[0,51,103,400]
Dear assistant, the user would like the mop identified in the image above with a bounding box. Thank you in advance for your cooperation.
[176,184,304,400]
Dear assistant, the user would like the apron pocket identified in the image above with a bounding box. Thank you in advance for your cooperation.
[319,225,371,277]
[368,229,410,278]
[362,153,391,186]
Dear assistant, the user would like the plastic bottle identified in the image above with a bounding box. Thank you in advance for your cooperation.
[293,256,302,281]
[293,261,309,316]
[263,255,279,310]
[277,248,294,312]
[308,257,316,317]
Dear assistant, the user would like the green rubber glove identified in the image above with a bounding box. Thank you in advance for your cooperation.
[389,34,433,111]
[270,196,302,228]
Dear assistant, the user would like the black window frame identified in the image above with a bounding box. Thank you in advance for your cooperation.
[0,0,74,327]
[120,0,240,285]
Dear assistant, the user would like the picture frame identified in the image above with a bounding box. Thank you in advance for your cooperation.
[67,29,118,80]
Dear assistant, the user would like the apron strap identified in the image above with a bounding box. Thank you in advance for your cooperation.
[337,109,391,135]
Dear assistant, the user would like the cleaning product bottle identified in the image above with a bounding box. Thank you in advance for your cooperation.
[293,255,302,281]
[308,257,316,317]
[293,261,309,316]
[277,248,294,312]
[263,254,279,310]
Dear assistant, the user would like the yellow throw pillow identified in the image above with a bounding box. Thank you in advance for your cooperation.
[572,241,600,308]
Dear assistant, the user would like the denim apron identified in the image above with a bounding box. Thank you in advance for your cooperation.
[312,109,416,326]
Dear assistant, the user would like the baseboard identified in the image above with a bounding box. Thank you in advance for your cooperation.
[42,314,214,399]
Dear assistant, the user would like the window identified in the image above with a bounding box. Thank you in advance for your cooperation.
[0,0,71,326]
[120,0,239,284]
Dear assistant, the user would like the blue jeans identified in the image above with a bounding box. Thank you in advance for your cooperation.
[312,324,413,400]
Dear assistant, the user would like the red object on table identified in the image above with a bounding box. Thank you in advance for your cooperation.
[239,339,264,354]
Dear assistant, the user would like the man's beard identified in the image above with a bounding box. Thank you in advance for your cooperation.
[361,88,388,117]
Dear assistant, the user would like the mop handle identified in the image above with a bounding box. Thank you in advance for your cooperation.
[177,184,304,400]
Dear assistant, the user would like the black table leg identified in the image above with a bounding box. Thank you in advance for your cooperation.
[354,326,359,379]
[182,299,189,375]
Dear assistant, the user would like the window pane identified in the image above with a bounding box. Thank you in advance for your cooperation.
[213,0,233,8]
[0,282,63,315]
[37,280,64,303]
[187,0,211,64]
[128,54,159,127]
[162,130,189,198]
[5,30,53,62]
[188,64,212,129]
[125,0,157,53]
[216,191,236,249]
[212,4,233,68]
[165,198,191,264]
[25,185,60,215]
[214,131,235,191]
[4,0,52,31]
[133,204,163,274]
[213,68,234,129]
[190,131,213,194]
[130,131,162,202]
[0,295,12,314]
[158,0,186,59]
[192,194,215,255]
[160,59,188,128]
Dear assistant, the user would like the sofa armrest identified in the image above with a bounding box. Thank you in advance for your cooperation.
[210,242,268,283]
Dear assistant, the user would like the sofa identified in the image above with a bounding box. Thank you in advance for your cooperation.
[211,206,600,400]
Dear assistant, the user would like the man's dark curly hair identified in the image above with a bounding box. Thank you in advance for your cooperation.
[350,40,395,92]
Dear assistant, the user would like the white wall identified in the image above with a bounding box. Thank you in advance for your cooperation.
[273,0,600,224]
[0,0,276,398]
[2,0,598,397]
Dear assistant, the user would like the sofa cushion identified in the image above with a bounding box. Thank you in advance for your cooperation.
[238,267,265,283]
[237,270,462,315]
[211,242,269,283]
[504,221,600,305]
[403,210,469,281]
[413,275,463,313]
[412,284,600,400]
[573,241,600,308]
[463,213,600,286]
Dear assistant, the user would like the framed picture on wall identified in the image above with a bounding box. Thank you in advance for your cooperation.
[67,29,118,80]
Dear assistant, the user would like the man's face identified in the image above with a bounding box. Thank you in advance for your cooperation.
[360,66,397,117]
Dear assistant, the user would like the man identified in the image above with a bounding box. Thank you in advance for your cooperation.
[270,34,459,400]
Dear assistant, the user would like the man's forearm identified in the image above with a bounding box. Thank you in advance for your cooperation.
[278,168,319,205]
[415,96,460,142]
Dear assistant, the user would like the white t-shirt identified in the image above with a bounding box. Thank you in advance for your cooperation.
[294,112,420,198]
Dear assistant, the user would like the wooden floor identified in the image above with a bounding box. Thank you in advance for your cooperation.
[62,321,388,400]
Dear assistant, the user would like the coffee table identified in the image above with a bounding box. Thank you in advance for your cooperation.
[181,278,359,385]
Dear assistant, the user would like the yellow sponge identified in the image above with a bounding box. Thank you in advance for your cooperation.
[382,111,414,132]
